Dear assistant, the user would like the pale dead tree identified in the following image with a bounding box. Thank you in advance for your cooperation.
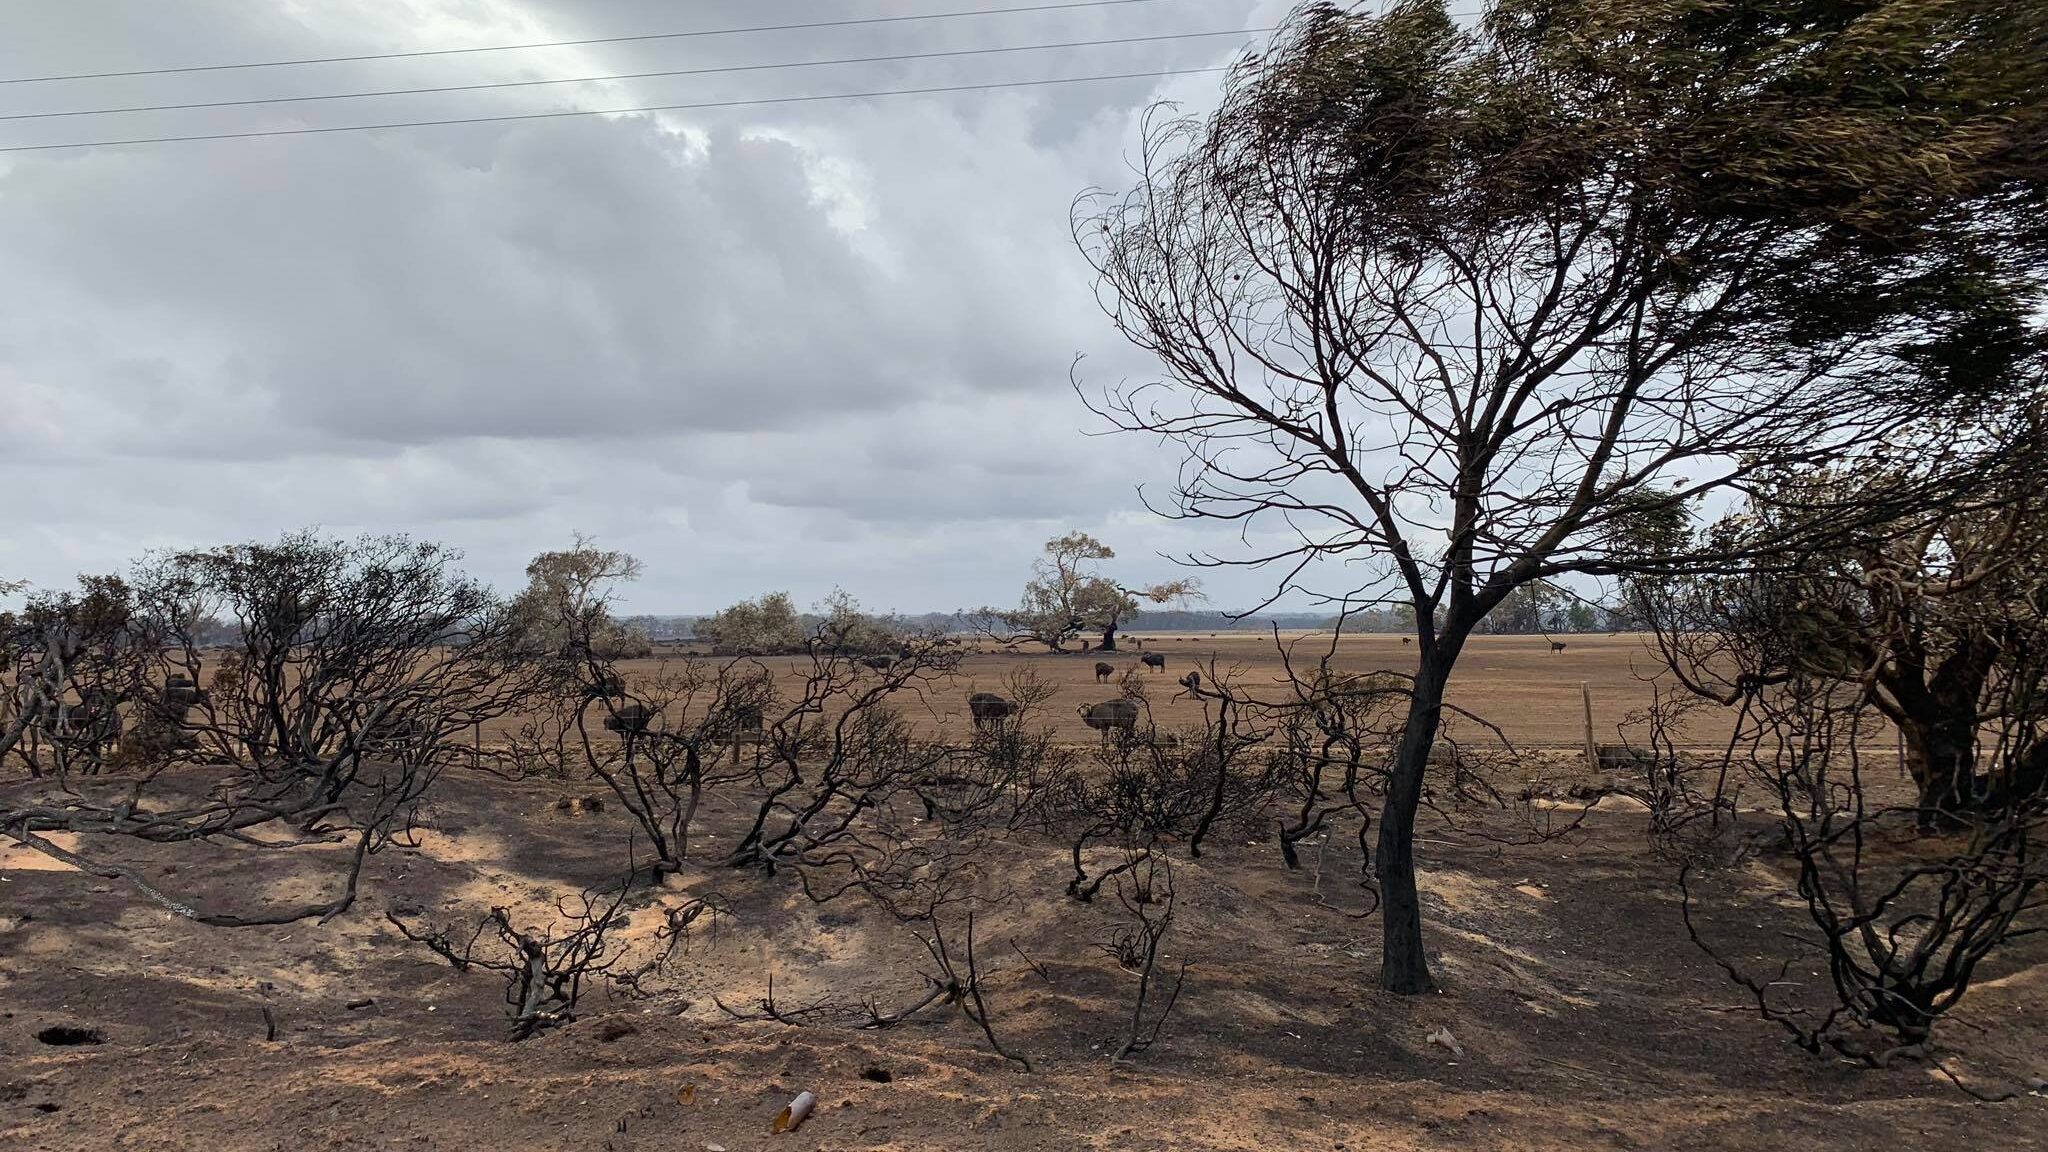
[1073,1,2036,992]
[0,532,543,927]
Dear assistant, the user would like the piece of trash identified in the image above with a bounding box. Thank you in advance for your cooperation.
[676,1085,697,1105]
[771,1090,816,1134]
[1425,1026,1464,1058]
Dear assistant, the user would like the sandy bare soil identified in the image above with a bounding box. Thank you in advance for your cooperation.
[4,749,2041,1151]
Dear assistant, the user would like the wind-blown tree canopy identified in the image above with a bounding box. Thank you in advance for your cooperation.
[1076,0,2046,992]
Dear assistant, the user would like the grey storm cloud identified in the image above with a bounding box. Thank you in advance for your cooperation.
[0,0,1311,612]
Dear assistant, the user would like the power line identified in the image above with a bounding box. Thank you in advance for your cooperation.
[0,28,1267,122]
[0,0,1180,86]
[0,66,1233,153]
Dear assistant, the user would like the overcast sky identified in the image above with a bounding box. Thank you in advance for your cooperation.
[0,0,1330,615]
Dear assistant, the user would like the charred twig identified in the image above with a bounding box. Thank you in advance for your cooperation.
[1109,856,1189,1063]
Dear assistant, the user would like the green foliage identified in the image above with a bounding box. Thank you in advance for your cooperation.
[509,536,649,661]
[814,589,905,656]
[696,591,806,654]
[984,533,1199,650]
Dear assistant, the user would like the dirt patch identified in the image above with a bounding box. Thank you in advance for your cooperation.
[0,764,2039,1150]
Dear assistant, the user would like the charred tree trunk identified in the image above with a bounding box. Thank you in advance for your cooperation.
[1883,652,1993,827]
[1377,645,1457,995]
[1904,716,1980,824]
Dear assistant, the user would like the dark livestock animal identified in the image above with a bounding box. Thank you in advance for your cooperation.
[1178,670,1201,695]
[1549,641,1567,654]
[862,655,895,671]
[967,692,1019,730]
[603,702,657,735]
[1141,653,1166,672]
[1077,699,1140,742]
[1094,661,1115,683]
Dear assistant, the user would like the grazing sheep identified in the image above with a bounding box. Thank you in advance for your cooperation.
[1077,699,1140,742]
[1141,653,1166,672]
[967,692,1019,730]
[602,702,656,735]
[158,674,204,718]
[1094,661,1114,683]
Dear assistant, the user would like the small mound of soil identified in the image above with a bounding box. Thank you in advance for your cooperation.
[35,1025,102,1046]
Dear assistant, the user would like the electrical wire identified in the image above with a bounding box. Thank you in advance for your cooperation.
[0,28,1268,122]
[0,0,1181,86]
[0,66,1233,153]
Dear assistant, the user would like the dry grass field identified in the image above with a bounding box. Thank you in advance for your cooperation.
[578,631,1740,751]
[4,632,2033,1152]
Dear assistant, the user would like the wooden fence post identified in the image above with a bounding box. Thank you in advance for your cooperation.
[1582,681,1597,772]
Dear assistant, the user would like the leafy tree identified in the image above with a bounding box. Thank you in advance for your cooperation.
[1075,0,2043,992]
[814,589,905,656]
[981,532,1199,651]
[510,535,649,662]
[697,592,806,654]
[1476,581,1565,634]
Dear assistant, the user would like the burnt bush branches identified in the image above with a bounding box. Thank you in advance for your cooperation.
[1,532,544,927]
